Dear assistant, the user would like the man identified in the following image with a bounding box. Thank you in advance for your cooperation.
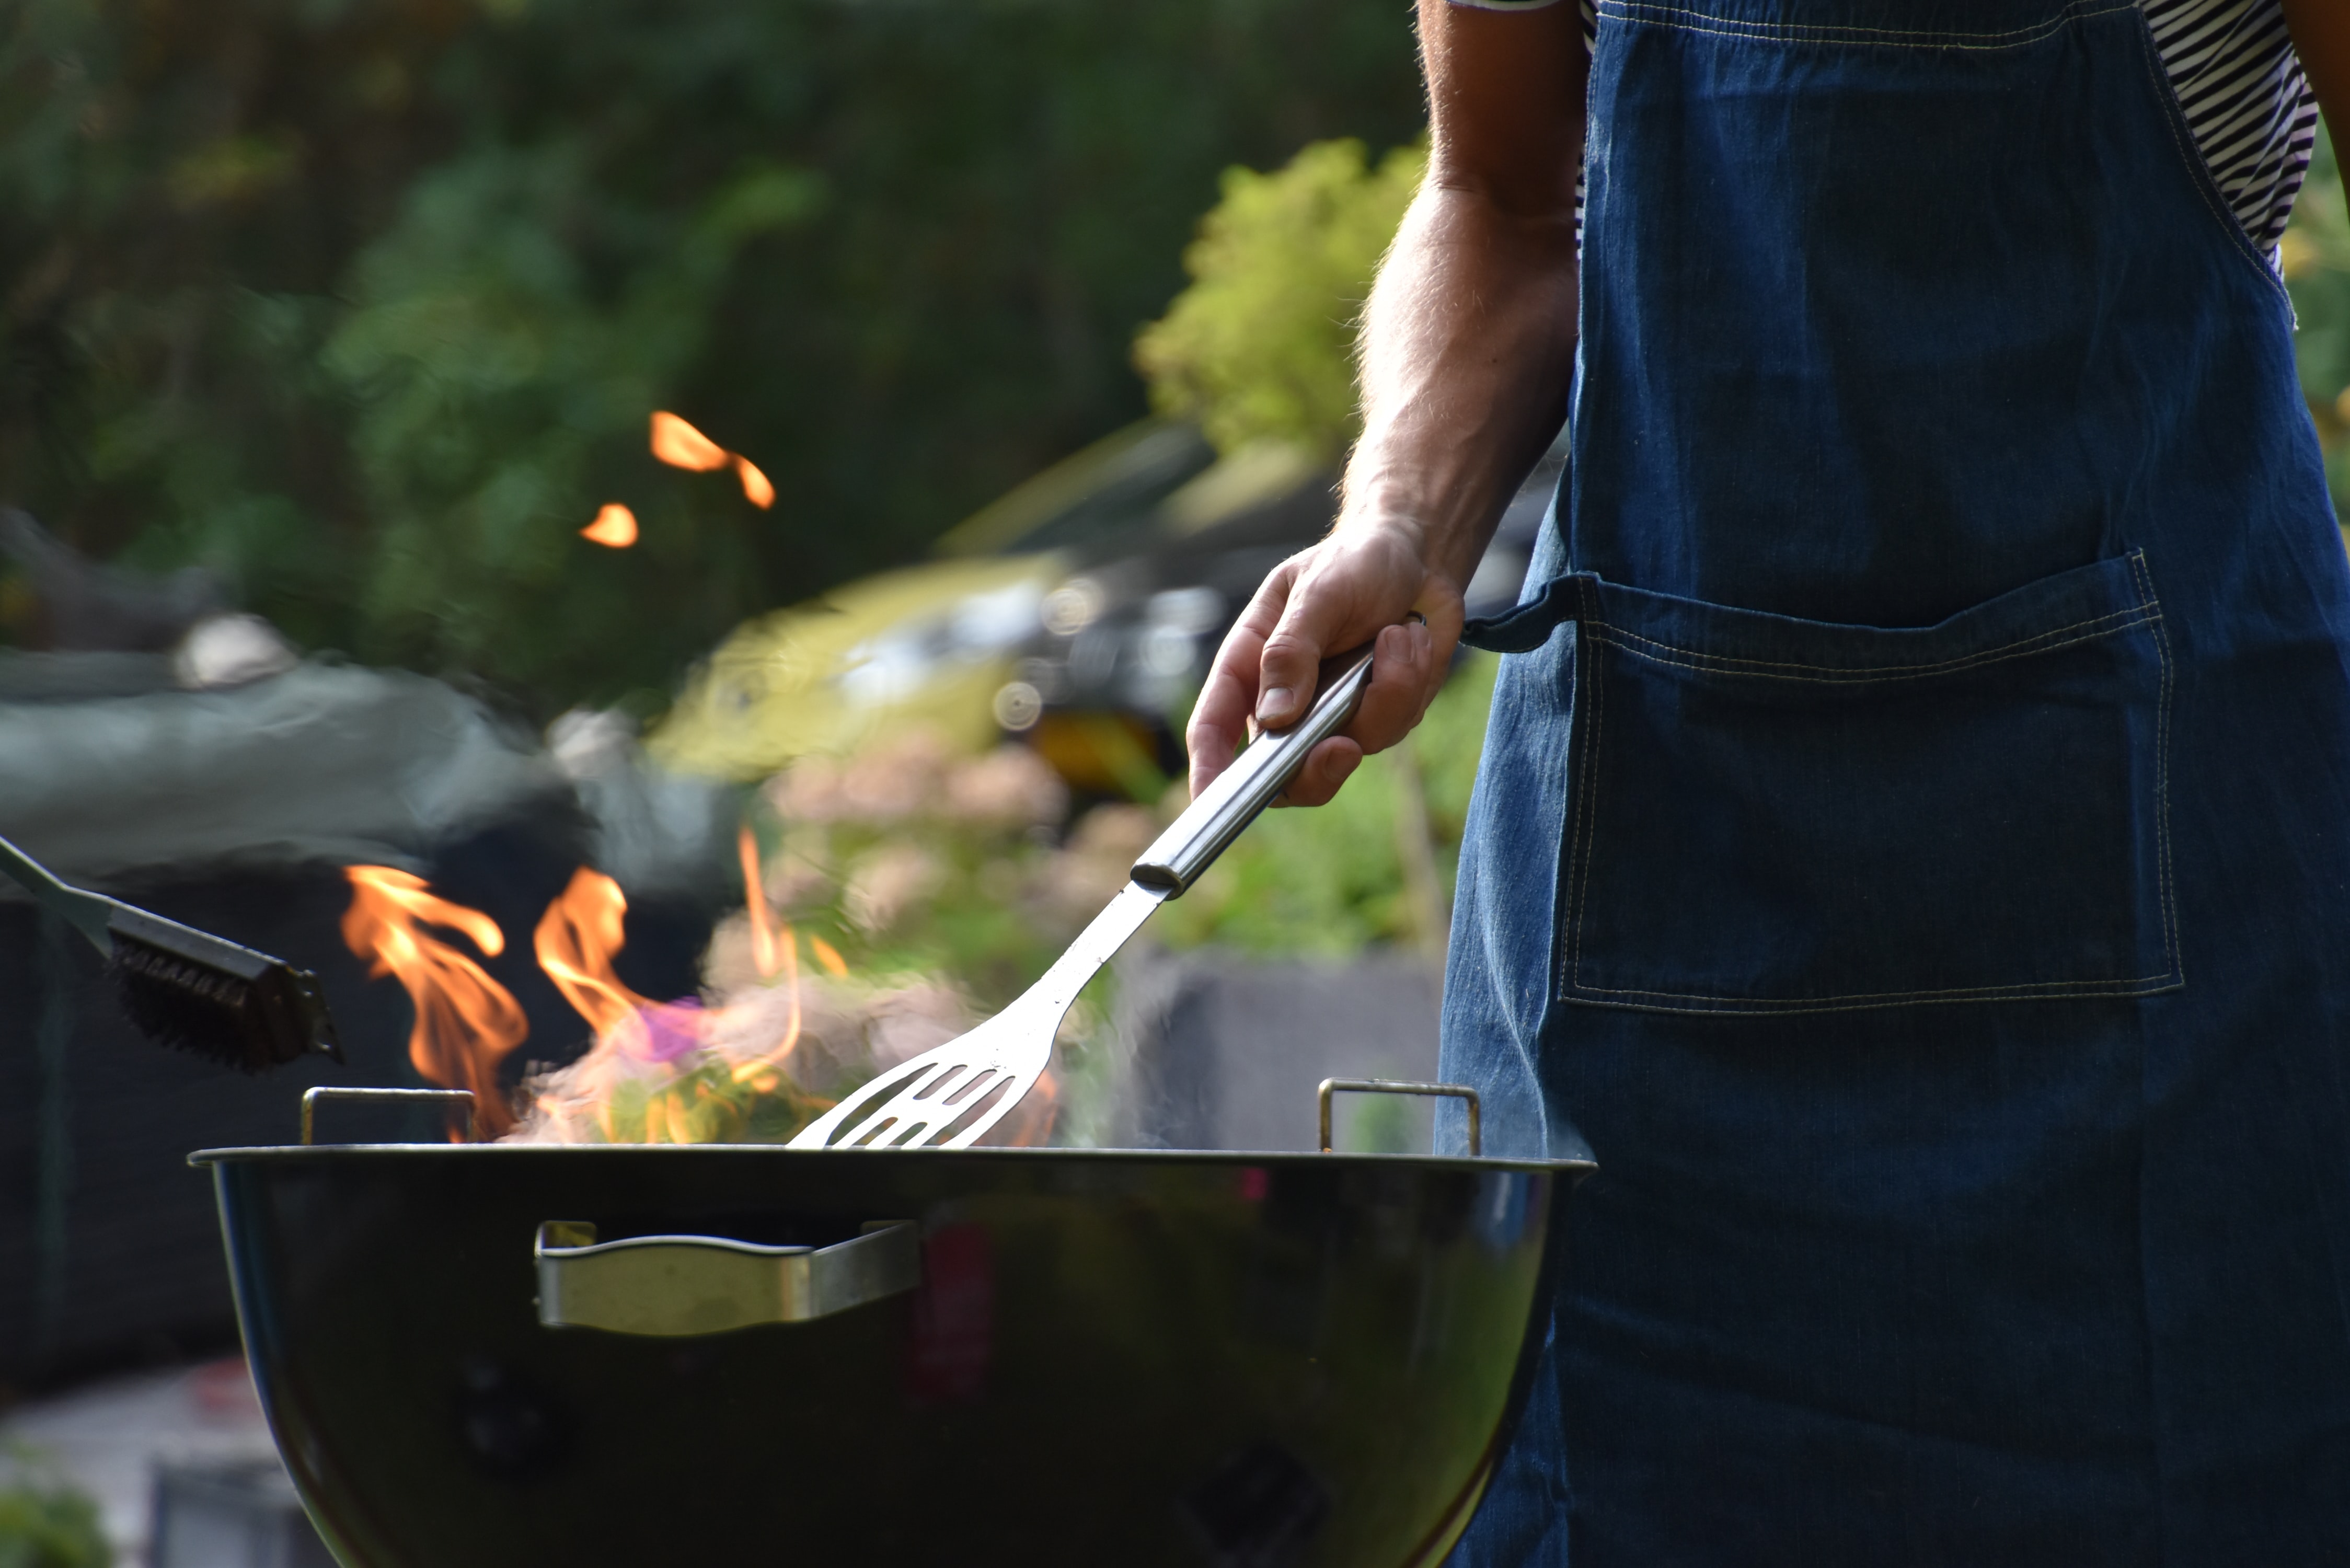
[1189,0,2350,1561]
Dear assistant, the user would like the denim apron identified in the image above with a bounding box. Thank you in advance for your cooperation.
[1439,2,2350,1563]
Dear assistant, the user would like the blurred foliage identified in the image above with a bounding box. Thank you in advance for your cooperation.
[0,0,1422,710]
[751,732,1112,1009]
[0,1454,110,1568]
[1135,137,1425,463]
[2286,120,2350,520]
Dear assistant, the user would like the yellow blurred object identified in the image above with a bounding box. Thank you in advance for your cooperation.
[1027,710,1169,800]
[2280,226,2319,281]
[649,554,1061,781]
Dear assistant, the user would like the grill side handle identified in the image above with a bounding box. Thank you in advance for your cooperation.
[1318,1078,1482,1157]
[534,1221,920,1336]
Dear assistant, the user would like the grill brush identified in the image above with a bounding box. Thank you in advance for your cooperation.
[1,833,342,1072]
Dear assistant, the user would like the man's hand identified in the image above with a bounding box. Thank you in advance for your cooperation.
[1185,0,1588,805]
[1187,522,1459,807]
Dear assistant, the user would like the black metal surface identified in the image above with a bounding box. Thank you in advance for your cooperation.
[0,826,713,1392]
[195,1143,1588,1568]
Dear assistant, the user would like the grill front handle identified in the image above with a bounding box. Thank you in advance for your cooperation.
[534,1220,920,1336]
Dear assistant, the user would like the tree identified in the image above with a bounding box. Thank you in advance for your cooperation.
[1134,137,1425,464]
[0,0,1425,711]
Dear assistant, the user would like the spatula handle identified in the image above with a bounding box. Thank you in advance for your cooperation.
[1131,646,1377,896]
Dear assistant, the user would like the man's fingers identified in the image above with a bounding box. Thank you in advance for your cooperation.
[1188,561,1296,796]
[1345,618,1437,756]
[1254,566,1356,728]
[1275,736,1364,809]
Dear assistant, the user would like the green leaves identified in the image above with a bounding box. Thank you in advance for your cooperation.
[2287,121,2350,521]
[0,0,1424,709]
[0,1452,110,1568]
[1135,138,1425,463]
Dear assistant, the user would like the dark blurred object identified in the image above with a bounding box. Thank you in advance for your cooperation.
[974,421,1560,794]
[0,651,730,1392]
[0,509,226,652]
[150,1458,336,1568]
[1112,949,1443,1153]
[1183,1441,1331,1568]
[1465,435,1567,621]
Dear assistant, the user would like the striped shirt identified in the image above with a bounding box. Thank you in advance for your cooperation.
[1454,0,2319,260]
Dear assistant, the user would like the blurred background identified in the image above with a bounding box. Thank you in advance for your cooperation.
[5,3,2350,1560]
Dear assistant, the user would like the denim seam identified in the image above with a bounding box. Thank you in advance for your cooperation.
[1582,603,2158,683]
[1558,974,2186,1014]
[1596,0,2135,52]
[2127,548,2183,984]
[2119,4,2293,309]
[1558,548,2183,1010]
[1566,575,1610,1003]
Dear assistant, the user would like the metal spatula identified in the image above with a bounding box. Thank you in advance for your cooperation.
[790,644,1379,1150]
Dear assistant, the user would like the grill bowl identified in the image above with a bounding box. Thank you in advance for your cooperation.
[192,1143,1587,1568]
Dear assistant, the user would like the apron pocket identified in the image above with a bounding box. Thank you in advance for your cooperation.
[1558,550,2179,1014]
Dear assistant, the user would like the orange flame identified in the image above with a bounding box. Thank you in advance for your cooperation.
[727,824,805,1082]
[581,502,638,548]
[652,411,773,510]
[650,411,730,472]
[1011,1069,1060,1147]
[734,455,775,510]
[738,824,781,979]
[340,867,526,1138]
[532,867,682,1048]
[727,933,802,1083]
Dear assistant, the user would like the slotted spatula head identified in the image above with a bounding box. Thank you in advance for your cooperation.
[789,645,1379,1152]
[790,883,1165,1149]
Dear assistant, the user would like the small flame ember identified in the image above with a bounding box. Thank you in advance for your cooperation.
[651,411,774,509]
[650,411,730,472]
[581,503,638,548]
[734,455,775,510]
[340,867,527,1138]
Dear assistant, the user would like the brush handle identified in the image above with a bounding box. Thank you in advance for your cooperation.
[0,834,117,955]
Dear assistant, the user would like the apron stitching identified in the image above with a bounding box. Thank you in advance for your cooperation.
[1556,551,2182,1008]
[1597,0,2136,52]
[2121,5,2295,308]
[1568,577,1610,995]
[1576,971,2184,1001]
[2126,548,2185,982]
[1584,609,2160,685]
[1581,602,2158,679]
[1558,975,2186,1012]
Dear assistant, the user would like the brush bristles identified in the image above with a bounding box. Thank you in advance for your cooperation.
[108,930,339,1074]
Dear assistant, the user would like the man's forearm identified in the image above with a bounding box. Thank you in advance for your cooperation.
[1338,0,1588,593]
[1343,183,1581,591]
